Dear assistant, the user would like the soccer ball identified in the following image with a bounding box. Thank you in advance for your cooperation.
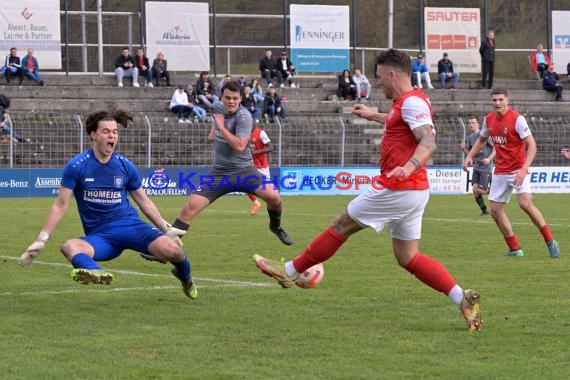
[295,263,325,288]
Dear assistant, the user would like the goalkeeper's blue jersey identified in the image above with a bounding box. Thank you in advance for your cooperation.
[61,148,142,235]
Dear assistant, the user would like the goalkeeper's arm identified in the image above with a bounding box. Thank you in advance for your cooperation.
[19,187,72,266]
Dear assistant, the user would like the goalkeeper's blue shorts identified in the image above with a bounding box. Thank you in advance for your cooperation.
[80,218,164,261]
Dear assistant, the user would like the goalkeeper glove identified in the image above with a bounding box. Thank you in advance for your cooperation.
[158,220,186,248]
[19,231,50,266]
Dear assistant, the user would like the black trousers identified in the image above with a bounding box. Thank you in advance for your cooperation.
[543,84,563,101]
[482,60,494,88]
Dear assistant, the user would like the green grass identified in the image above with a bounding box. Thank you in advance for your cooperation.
[1,194,569,379]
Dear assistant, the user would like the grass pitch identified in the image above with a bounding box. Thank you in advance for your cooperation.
[1,194,569,379]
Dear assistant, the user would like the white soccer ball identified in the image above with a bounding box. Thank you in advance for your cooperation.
[295,263,324,288]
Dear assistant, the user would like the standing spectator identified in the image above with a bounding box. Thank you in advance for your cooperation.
[195,71,218,111]
[2,47,23,85]
[184,84,207,122]
[114,47,139,88]
[135,49,153,87]
[259,50,283,88]
[460,116,495,216]
[21,48,44,86]
[336,69,357,100]
[253,49,482,332]
[18,108,197,299]
[170,84,193,124]
[463,88,559,258]
[479,30,496,89]
[152,52,171,87]
[241,85,262,122]
[250,78,265,103]
[168,80,293,247]
[529,43,550,80]
[247,122,274,215]
[411,53,434,89]
[542,63,563,101]
[263,84,285,121]
[352,68,372,99]
[437,53,460,89]
[276,51,296,88]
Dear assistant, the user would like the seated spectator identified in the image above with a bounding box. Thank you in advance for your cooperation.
[337,69,357,100]
[412,53,434,89]
[250,78,265,103]
[215,74,232,98]
[561,146,570,160]
[184,84,207,122]
[170,84,194,124]
[135,48,153,87]
[259,50,283,87]
[21,48,44,86]
[241,85,262,122]
[352,68,371,99]
[437,52,460,89]
[530,44,550,80]
[2,47,23,85]
[237,75,247,91]
[195,71,218,111]
[542,63,563,101]
[114,47,139,87]
[263,84,285,121]
[567,61,570,81]
[0,95,28,143]
[276,51,296,88]
[152,52,171,87]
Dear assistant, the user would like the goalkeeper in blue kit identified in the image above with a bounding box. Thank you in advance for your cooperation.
[19,109,197,299]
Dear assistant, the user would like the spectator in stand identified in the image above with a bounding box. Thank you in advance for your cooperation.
[542,63,563,101]
[530,43,550,80]
[21,48,44,86]
[152,52,171,87]
[337,69,357,100]
[479,30,496,89]
[135,49,153,87]
[263,84,285,121]
[195,71,218,112]
[561,146,570,160]
[250,78,265,103]
[276,51,296,88]
[215,74,232,99]
[567,61,570,81]
[352,68,372,99]
[114,47,139,88]
[170,84,194,124]
[259,50,283,88]
[241,84,262,122]
[0,94,28,143]
[2,47,23,85]
[185,84,207,122]
[237,75,247,91]
[411,53,434,89]
[437,52,460,89]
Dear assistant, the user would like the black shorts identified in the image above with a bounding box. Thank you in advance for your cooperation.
[193,166,273,203]
[472,169,491,190]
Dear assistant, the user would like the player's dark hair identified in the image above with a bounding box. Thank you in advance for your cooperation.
[85,109,133,136]
[491,87,508,97]
[221,80,242,95]
[468,115,479,123]
[375,49,412,75]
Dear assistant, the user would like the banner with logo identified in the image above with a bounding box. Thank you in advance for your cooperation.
[145,2,209,71]
[424,7,480,73]
[0,0,61,69]
[552,11,570,71]
[290,4,350,73]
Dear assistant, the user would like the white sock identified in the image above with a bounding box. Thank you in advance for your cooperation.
[448,285,464,306]
[285,261,299,279]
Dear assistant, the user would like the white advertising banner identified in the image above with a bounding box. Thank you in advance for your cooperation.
[424,7,480,73]
[552,11,570,71]
[145,2,209,71]
[290,4,350,73]
[0,0,61,69]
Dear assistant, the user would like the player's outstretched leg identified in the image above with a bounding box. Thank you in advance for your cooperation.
[70,269,114,285]
[460,289,483,331]
[253,254,295,288]
[171,268,197,299]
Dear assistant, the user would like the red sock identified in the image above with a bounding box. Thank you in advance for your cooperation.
[247,193,257,202]
[505,234,521,250]
[539,224,553,243]
[292,227,347,272]
[405,253,457,295]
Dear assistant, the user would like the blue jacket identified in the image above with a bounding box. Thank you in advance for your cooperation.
[412,59,428,74]
[542,71,559,87]
[21,56,39,71]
